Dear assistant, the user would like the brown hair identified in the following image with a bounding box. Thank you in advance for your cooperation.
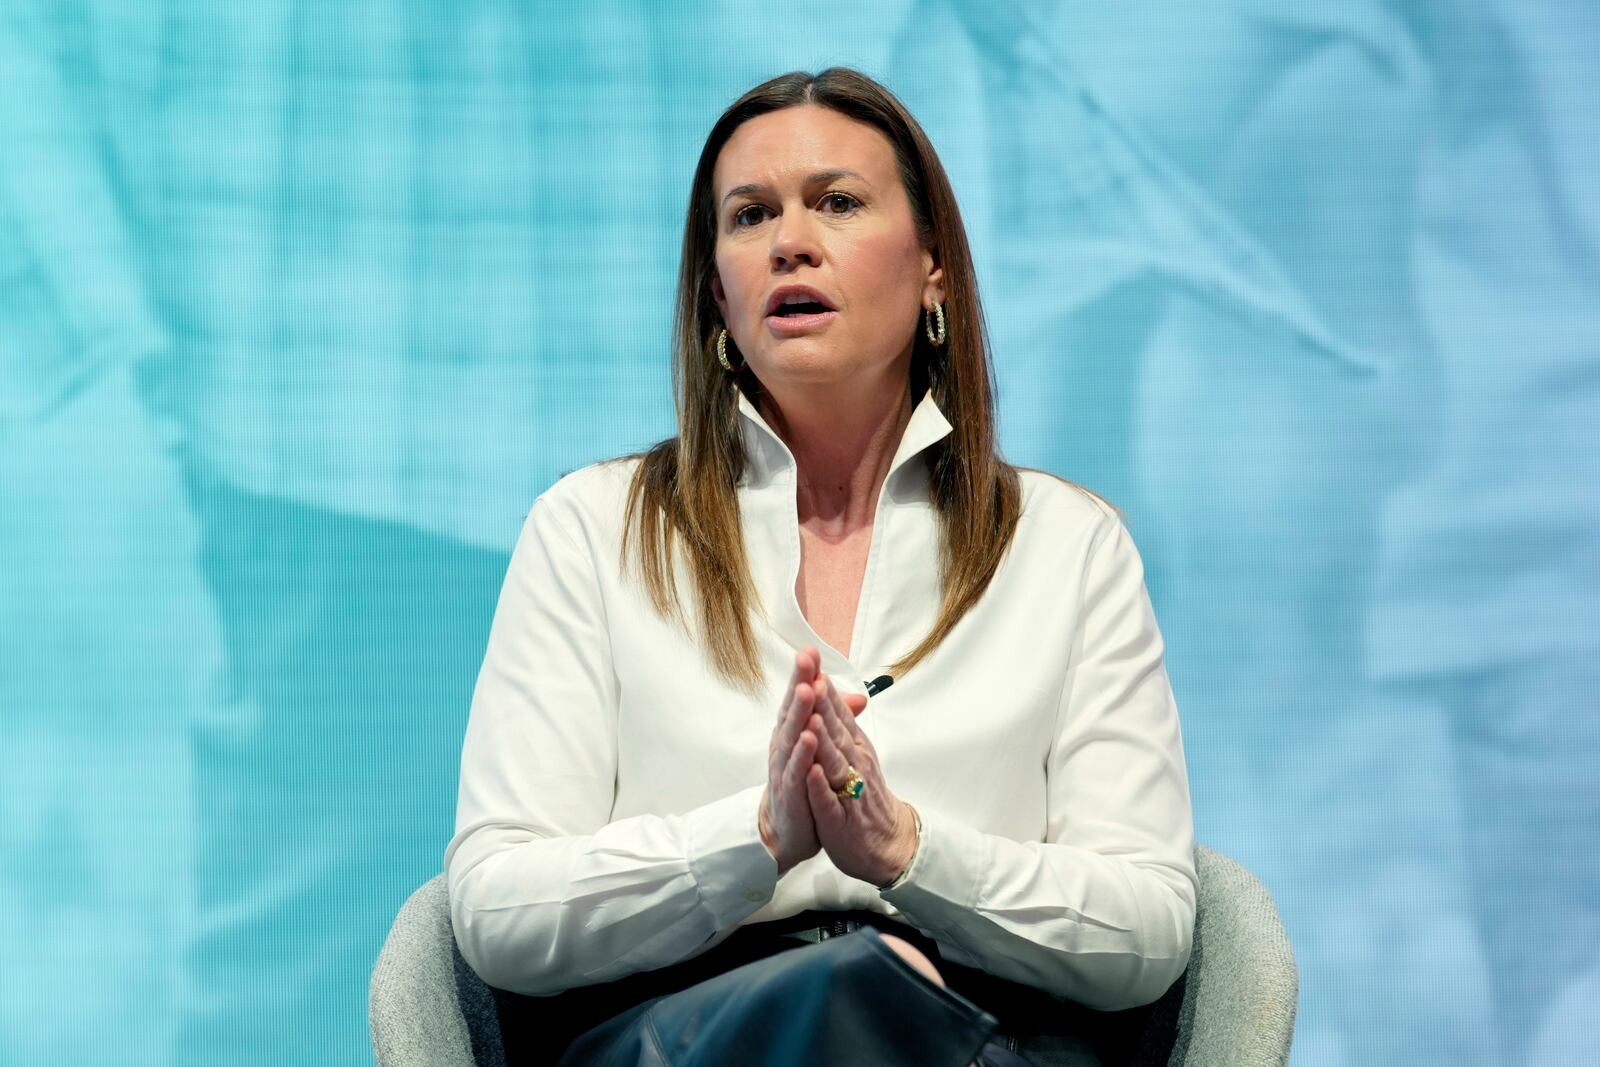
[618,66,1103,694]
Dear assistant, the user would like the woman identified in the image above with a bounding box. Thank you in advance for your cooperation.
[445,67,1196,1067]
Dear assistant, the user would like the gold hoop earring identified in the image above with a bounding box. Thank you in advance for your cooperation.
[716,327,743,371]
[924,302,947,347]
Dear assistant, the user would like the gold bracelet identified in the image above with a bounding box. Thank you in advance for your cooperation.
[878,803,923,891]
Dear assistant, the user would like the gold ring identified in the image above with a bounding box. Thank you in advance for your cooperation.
[833,766,865,800]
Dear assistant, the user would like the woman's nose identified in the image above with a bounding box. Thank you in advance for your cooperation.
[769,211,821,270]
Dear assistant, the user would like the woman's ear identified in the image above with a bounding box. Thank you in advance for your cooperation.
[922,247,945,307]
[710,272,728,319]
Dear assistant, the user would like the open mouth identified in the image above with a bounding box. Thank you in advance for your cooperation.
[763,286,838,332]
[771,300,831,318]
[764,285,839,319]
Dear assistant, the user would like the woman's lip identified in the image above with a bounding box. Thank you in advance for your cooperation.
[765,310,838,333]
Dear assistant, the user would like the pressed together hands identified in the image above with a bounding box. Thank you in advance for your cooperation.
[758,646,918,886]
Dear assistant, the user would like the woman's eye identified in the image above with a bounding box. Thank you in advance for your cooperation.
[820,193,858,214]
[733,204,769,228]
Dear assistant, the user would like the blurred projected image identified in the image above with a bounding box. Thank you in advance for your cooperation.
[1,2,1595,1065]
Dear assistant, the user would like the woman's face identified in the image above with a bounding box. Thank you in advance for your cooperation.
[710,106,943,396]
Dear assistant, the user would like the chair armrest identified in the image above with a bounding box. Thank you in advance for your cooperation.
[370,873,507,1067]
[1170,845,1298,1067]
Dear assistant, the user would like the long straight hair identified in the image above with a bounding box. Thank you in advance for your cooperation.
[621,67,1045,694]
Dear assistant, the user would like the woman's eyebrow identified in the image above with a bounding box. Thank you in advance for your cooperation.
[720,169,868,208]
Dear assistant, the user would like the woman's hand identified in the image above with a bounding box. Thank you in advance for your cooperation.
[758,647,828,876]
[804,674,916,887]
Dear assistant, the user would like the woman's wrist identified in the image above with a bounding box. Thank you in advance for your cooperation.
[758,806,784,869]
[877,802,922,891]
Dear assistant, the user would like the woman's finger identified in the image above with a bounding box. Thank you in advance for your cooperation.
[833,682,871,745]
[812,676,854,757]
[783,721,817,804]
[769,682,796,775]
[805,762,843,832]
[777,720,817,845]
[816,681,895,818]
[808,711,850,785]
[777,650,816,732]
[810,702,882,820]
[781,679,816,755]
[817,676,868,764]
[771,681,814,784]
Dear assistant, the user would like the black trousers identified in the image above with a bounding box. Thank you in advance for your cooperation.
[559,926,1001,1066]
[494,912,1179,1066]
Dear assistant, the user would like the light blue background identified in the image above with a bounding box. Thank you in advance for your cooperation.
[2,3,1596,1065]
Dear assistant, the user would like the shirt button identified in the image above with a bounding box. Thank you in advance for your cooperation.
[745,889,764,902]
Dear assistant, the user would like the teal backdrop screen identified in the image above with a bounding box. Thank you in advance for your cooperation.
[2,3,1596,1065]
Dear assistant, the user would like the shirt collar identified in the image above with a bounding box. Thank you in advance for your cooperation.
[735,386,954,488]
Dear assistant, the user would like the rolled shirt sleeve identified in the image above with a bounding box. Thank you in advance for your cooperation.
[881,516,1198,1010]
[444,493,779,995]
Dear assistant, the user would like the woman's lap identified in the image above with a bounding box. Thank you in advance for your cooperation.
[556,925,1000,1067]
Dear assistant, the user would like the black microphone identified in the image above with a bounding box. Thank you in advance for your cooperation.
[863,675,894,697]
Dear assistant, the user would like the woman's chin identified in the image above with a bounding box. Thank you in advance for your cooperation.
[751,351,857,388]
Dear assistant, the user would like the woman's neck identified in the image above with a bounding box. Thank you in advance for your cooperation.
[756,379,914,535]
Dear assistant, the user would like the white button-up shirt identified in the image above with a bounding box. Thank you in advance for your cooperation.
[446,388,1197,1010]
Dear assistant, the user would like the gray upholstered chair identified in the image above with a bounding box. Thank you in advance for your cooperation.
[369,845,1297,1066]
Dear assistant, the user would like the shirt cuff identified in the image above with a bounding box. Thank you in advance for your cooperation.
[686,783,780,927]
[876,805,989,930]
